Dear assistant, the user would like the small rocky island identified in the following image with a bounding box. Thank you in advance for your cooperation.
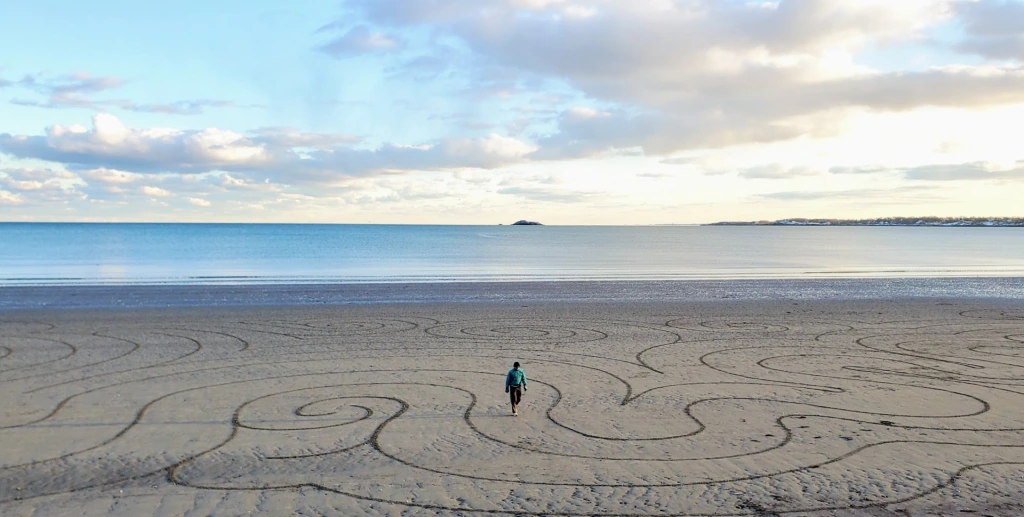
[511,220,543,226]
[708,217,1024,227]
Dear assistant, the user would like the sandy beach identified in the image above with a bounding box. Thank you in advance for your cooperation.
[3,294,1024,516]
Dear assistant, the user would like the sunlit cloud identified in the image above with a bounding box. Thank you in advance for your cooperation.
[0,114,535,184]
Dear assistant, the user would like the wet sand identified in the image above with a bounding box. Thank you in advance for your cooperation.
[4,277,1024,310]
[3,297,1024,516]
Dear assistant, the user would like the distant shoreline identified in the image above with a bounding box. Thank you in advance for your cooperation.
[707,217,1024,227]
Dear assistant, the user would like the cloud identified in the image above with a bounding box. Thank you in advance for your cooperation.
[319,25,402,57]
[66,169,247,204]
[738,164,820,179]
[0,177,49,192]
[429,112,499,131]
[80,168,141,184]
[823,160,1024,181]
[7,72,246,115]
[829,165,889,174]
[19,72,124,99]
[299,133,535,179]
[12,96,250,115]
[497,185,596,202]
[69,170,257,204]
[0,114,534,183]
[534,67,1024,157]
[0,113,270,173]
[11,73,123,108]
[903,161,1024,180]
[141,185,173,197]
[384,53,454,81]
[333,177,471,205]
[955,0,1024,61]
[0,166,84,205]
[187,197,211,207]
[1,167,78,181]
[247,127,360,149]
[332,0,1024,156]
[111,99,244,115]
[217,174,279,192]
[660,156,701,165]
[0,190,23,204]
[758,185,937,201]
[529,108,690,159]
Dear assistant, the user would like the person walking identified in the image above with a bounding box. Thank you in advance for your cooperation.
[505,361,527,416]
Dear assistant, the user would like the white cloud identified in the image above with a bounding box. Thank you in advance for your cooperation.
[0,190,23,204]
[1,167,77,181]
[738,164,821,179]
[0,114,533,183]
[904,160,1024,181]
[829,165,889,175]
[141,185,173,197]
[0,113,270,173]
[218,173,278,191]
[248,127,359,149]
[497,185,600,202]
[0,166,84,206]
[187,197,211,207]
[81,168,139,184]
[1,178,46,191]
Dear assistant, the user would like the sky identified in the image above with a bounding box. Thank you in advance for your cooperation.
[1,0,1023,225]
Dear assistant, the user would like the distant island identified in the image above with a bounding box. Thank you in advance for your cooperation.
[511,220,543,226]
[708,217,1024,227]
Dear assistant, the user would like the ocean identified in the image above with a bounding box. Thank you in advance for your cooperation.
[3,223,1024,286]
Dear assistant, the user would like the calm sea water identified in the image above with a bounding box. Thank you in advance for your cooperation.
[2,223,1024,285]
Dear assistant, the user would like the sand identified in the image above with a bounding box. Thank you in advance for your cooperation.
[2,297,1024,516]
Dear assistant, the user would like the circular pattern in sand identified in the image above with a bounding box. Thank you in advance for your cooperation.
[426,319,607,343]
[0,321,56,336]
[235,318,421,339]
[667,319,790,333]
[960,309,1024,321]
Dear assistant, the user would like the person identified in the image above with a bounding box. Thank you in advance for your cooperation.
[505,361,527,416]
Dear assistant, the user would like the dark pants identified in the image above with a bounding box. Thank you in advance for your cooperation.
[509,386,522,408]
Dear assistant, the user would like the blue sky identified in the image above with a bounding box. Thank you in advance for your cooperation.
[2,2,416,137]
[2,0,1024,223]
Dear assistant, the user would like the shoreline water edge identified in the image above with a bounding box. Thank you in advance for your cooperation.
[3,277,1024,310]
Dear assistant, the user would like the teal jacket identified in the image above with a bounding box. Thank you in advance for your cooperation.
[506,368,526,389]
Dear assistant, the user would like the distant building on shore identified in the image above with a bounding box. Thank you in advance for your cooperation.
[707,217,1024,227]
